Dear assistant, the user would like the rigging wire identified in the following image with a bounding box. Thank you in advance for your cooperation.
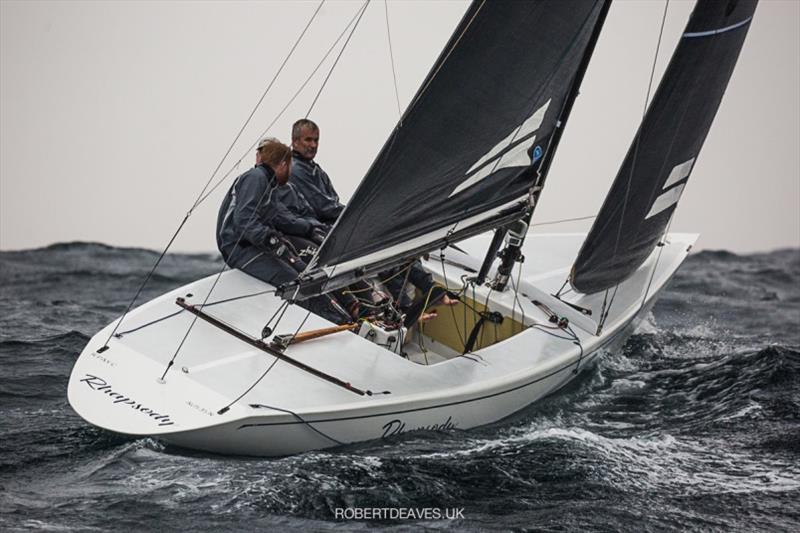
[191,0,326,213]
[156,1,373,371]
[159,182,280,381]
[384,0,403,118]
[301,0,485,279]
[114,289,278,338]
[197,3,369,207]
[218,357,281,415]
[100,2,325,346]
[639,209,677,311]
[598,0,670,331]
[530,214,596,228]
[306,0,371,118]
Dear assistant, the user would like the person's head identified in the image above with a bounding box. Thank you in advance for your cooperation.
[256,137,292,185]
[291,119,320,160]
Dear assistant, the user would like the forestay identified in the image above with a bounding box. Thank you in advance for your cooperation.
[293,0,608,297]
[571,0,757,294]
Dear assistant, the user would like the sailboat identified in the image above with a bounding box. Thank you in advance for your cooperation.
[67,0,757,456]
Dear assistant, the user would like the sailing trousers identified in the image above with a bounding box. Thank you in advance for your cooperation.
[282,235,365,317]
[381,260,434,309]
[222,245,348,324]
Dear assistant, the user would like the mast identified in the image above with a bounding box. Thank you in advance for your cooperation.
[488,0,611,292]
[281,0,612,301]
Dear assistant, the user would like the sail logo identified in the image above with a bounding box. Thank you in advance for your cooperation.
[646,157,695,219]
[449,99,551,198]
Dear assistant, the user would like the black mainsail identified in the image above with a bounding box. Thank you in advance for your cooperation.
[291,0,609,298]
[570,0,757,294]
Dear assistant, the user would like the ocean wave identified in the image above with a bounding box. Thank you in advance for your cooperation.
[0,330,89,347]
[1,243,799,529]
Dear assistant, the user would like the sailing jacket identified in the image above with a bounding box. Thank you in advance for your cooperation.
[272,182,327,238]
[216,164,283,258]
[290,151,345,223]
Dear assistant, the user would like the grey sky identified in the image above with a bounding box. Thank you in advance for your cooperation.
[1,0,798,253]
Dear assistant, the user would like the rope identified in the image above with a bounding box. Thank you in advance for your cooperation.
[566,324,585,373]
[340,261,413,295]
[101,2,324,345]
[394,260,414,305]
[437,254,467,350]
[479,287,494,348]
[262,300,291,339]
[249,403,345,446]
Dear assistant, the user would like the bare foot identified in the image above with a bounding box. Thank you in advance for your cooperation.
[441,294,458,306]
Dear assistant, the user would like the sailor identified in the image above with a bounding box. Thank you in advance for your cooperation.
[265,119,339,260]
[270,180,364,319]
[289,119,344,224]
[272,181,328,257]
[288,119,456,323]
[216,137,347,324]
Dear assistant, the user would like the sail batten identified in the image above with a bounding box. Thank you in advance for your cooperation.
[570,0,758,295]
[297,0,608,296]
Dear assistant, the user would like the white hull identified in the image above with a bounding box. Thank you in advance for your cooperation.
[68,233,695,456]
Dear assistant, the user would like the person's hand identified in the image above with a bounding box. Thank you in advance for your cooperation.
[275,238,307,272]
[285,252,307,273]
[309,226,327,245]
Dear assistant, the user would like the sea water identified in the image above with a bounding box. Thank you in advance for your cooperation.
[1,243,798,531]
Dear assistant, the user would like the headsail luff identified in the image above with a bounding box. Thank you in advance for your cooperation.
[287,0,609,299]
[570,0,758,294]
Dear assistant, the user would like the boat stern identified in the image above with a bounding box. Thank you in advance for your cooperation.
[67,327,239,437]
